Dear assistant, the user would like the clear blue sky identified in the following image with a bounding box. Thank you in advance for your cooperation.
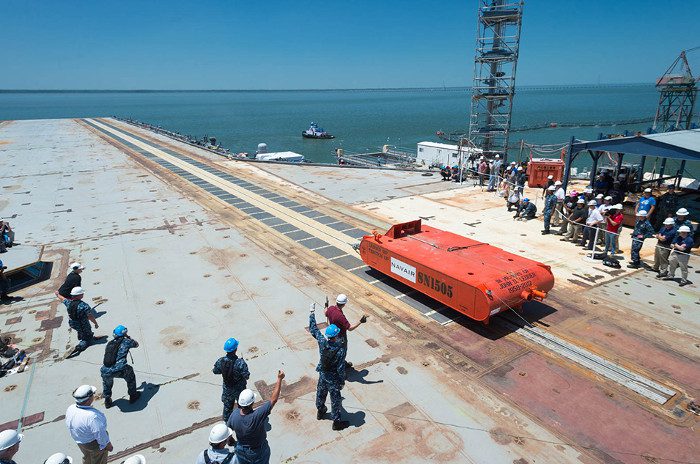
[1,0,698,89]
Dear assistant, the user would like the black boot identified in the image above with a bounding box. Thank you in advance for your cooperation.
[316,405,327,420]
[129,391,141,404]
[104,397,113,409]
[332,420,349,431]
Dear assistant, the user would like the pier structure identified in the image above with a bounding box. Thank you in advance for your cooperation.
[653,48,699,133]
[467,0,524,160]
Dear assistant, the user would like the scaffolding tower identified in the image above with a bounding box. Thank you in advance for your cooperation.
[467,0,524,159]
[652,48,698,132]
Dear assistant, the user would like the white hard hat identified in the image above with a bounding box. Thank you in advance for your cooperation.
[0,429,23,451]
[547,185,555,191]
[587,200,597,206]
[238,389,256,407]
[604,196,612,200]
[495,154,500,158]
[510,161,516,165]
[70,262,85,271]
[517,166,523,171]
[644,188,652,193]
[636,210,648,217]
[584,188,592,193]
[554,180,562,185]
[209,423,233,444]
[576,198,585,204]
[663,218,675,225]
[72,385,96,403]
[595,194,604,199]
[122,455,146,464]
[547,175,553,179]
[70,286,85,296]
[678,225,691,233]
[336,294,348,305]
[45,453,73,464]
[676,208,689,216]
[612,204,623,209]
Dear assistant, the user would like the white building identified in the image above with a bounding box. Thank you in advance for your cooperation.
[415,141,482,167]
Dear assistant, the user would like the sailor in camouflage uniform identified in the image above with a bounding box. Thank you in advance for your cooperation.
[101,324,140,408]
[54,286,98,354]
[309,303,349,431]
[542,186,558,234]
[213,337,250,421]
[655,184,679,228]
[628,210,656,268]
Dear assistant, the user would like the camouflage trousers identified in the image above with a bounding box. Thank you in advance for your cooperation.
[101,365,137,398]
[68,318,94,351]
[316,372,343,421]
[222,384,245,421]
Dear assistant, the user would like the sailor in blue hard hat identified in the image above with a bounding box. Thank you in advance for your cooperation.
[213,337,250,421]
[309,303,349,431]
[514,197,537,221]
[100,324,141,408]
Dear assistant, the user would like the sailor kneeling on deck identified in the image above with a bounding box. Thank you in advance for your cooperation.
[513,198,536,221]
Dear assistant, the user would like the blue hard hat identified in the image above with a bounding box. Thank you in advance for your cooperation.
[522,198,529,202]
[325,324,340,338]
[223,337,239,353]
[113,325,128,337]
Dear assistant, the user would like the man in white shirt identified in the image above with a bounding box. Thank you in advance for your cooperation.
[597,195,612,214]
[553,180,565,226]
[65,385,113,464]
[580,200,604,250]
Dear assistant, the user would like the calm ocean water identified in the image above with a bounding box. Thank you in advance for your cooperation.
[0,85,692,175]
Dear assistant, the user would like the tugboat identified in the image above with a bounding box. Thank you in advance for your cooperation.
[302,122,335,139]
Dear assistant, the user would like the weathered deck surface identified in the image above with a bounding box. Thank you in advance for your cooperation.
[0,118,697,464]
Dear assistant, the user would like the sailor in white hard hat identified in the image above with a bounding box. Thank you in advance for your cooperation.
[628,209,655,268]
[66,385,113,462]
[0,429,23,464]
[121,455,146,464]
[541,174,555,195]
[562,197,587,242]
[58,262,85,299]
[227,371,285,462]
[44,453,73,464]
[580,200,604,250]
[542,185,558,235]
[665,225,694,286]
[653,218,678,278]
[674,208,692,230]
[54,286,100,356]
[488,155,503,192]
[195,423,234,464]
[635,187,656,219]
[602,204,624,256]
[324,294,367,369]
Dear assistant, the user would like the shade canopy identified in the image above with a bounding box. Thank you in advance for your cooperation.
[570,129,700,161]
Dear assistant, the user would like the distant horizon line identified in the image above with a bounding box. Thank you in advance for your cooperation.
[0,83,654,93]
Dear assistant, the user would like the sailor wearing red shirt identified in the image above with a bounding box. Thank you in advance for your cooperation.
[324,294,367,368]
